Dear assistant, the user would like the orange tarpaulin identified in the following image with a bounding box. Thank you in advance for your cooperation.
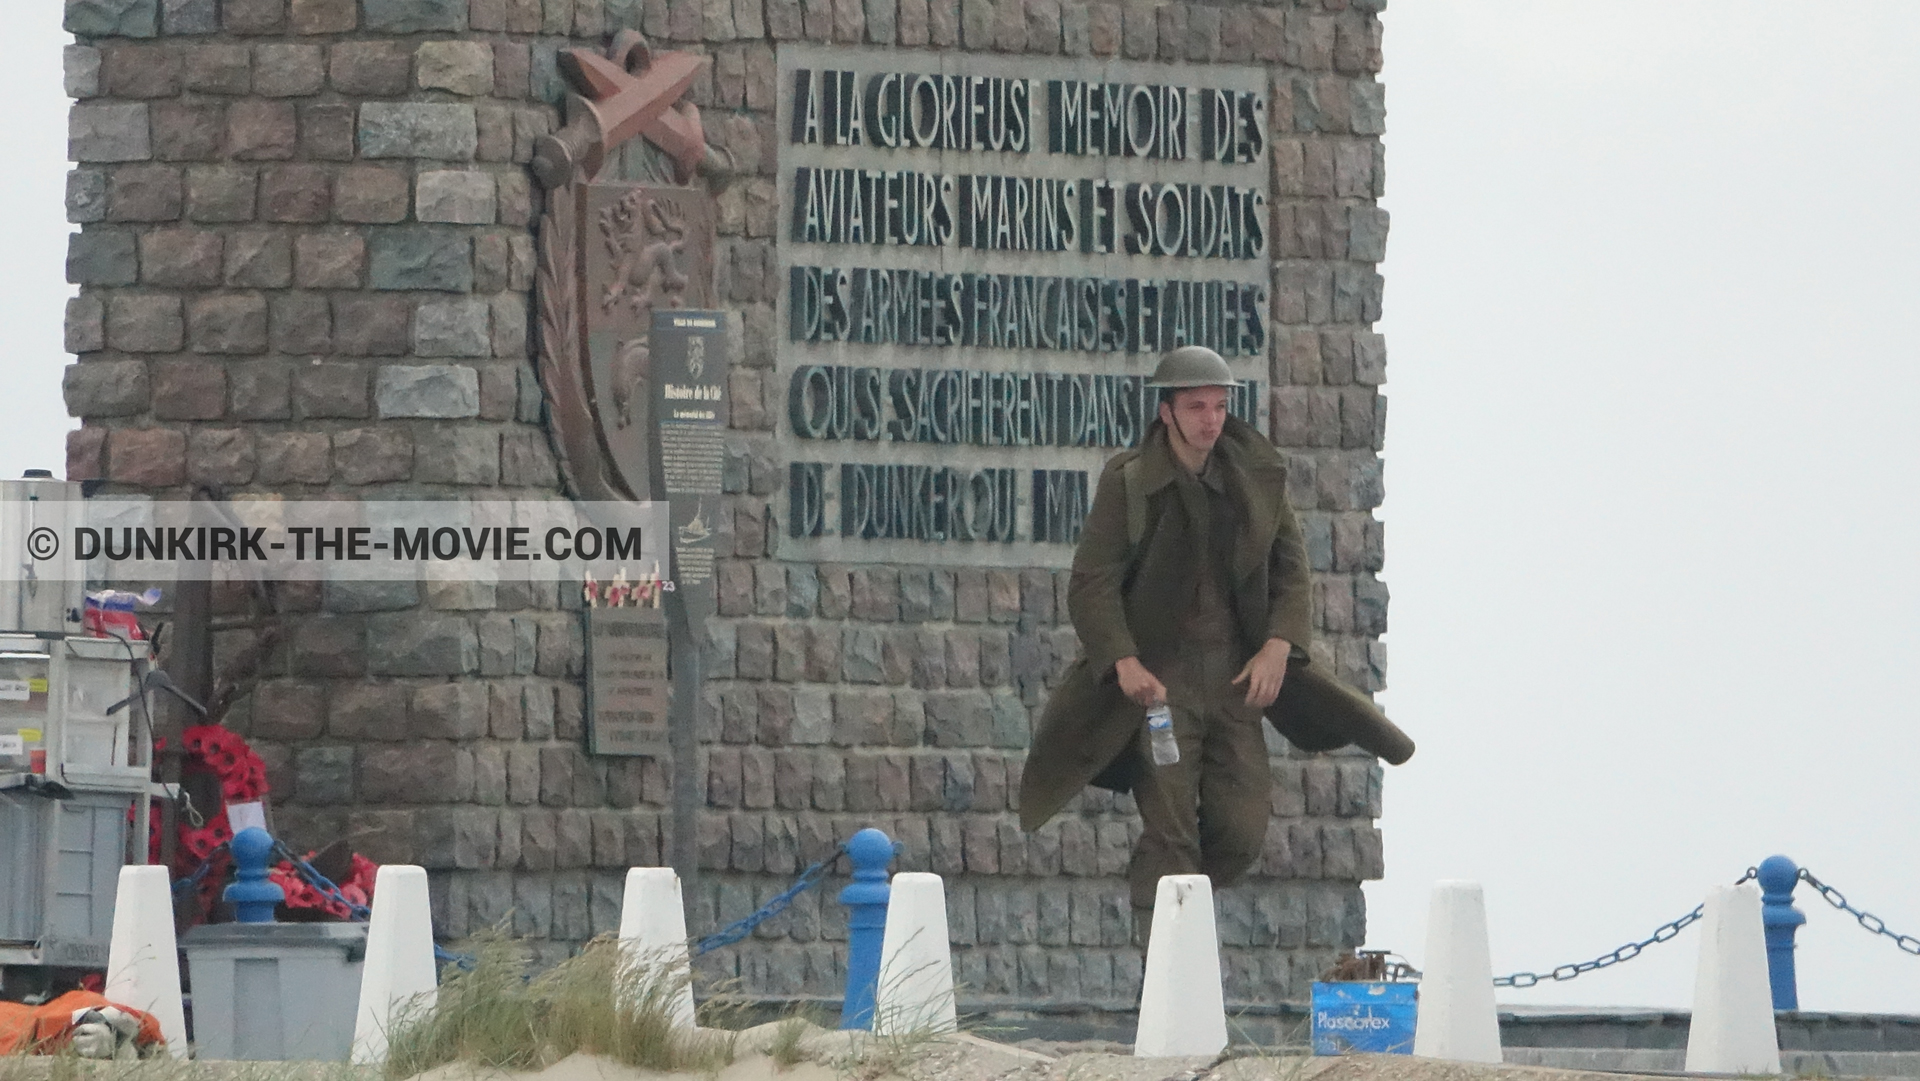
[0,990,164,1055]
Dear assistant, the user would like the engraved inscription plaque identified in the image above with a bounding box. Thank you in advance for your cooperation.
[586,605,670,757]
[774,46,1271,566]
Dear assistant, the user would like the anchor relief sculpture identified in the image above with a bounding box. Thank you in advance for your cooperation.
[532,30,718,503]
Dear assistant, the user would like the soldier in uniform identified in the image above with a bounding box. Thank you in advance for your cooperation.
[1018,346,1415,940]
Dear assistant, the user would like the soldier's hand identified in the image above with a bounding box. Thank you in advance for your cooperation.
[1113,656,1167,708]
[1233,638,1291,709]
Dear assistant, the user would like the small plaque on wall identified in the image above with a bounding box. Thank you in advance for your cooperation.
[586,605,670,756]
[650,309,729,625]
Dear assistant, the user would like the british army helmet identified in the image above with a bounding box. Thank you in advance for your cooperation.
[1146,345,1242,388]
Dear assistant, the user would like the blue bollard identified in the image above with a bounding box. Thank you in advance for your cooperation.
[838,828,895,1030]
[1757,854,1806,1010]
[223,827,285,924]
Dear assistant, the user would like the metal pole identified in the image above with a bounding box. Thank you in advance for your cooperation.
[837,827,894,1030]
[665,591,700,883]
[157,576,211,875]
[1757,854,1806,1010]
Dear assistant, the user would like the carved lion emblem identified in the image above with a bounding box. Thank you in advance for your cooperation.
[601,190,690,317]
[597,191,693,431]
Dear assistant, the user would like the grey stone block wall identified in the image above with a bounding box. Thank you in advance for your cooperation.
[61,0,1390,1005]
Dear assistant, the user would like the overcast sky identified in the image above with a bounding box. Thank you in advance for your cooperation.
[1370,1,1920,1013]
[3,0,1917,1015]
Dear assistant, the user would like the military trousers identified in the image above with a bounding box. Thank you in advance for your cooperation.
[1127,638,1272,929]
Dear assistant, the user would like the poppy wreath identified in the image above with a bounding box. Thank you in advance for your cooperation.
[182,725,268,804]
[269,852,378,919]
[145,725,269,911]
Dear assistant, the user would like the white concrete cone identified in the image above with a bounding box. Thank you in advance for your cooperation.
[1684,884,1781,1075]
[352,865,440,1065]
[1411,880,1503,1063]
[1133,875,1228,1057]
[103,865,188,1058]
[615,867,697,1029]
[874,872,957,1036]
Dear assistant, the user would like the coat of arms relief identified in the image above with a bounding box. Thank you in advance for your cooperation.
[531,30,719,503]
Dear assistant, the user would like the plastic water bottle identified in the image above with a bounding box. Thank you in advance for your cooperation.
[1147,704,1179,766]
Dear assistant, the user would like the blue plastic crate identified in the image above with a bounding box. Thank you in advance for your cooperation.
[1310,981,1418,1055]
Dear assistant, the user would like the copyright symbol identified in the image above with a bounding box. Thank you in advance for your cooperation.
[26,528,58,560]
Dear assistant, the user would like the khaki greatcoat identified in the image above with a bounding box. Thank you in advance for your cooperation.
[1017,414,1415,833]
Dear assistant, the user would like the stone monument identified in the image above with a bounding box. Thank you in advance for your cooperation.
[59,0,1389,1027]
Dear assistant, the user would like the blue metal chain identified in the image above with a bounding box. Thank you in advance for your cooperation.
[169,842,231,896]
[1798,868,1920,956]
[271,840,372,920]
[693,843,849,955]
[175,838,850,969]
[1493,867,1758,988]
[268,840,476,970]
